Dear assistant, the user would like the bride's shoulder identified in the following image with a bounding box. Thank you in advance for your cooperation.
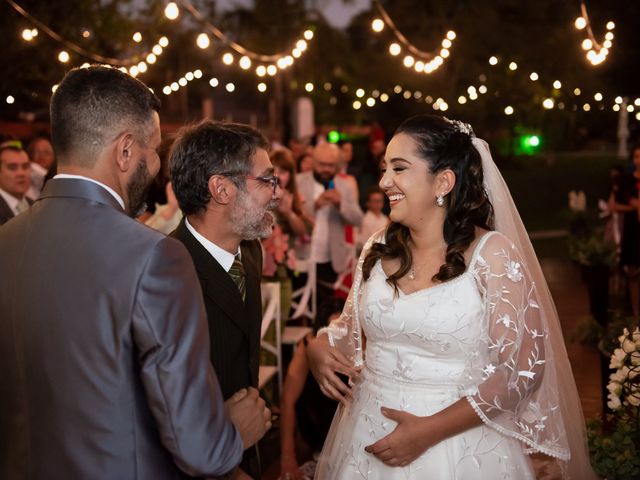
[469,229,518,260]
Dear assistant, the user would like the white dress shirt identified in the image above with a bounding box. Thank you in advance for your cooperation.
[185,218,240,272]
[54,174,125,210]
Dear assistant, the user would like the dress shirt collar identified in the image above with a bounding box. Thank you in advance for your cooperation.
[53,174,124,210]
[185,218,241,272]
[0,187,23,215]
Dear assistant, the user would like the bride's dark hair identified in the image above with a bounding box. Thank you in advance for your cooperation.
[362,114,494,291]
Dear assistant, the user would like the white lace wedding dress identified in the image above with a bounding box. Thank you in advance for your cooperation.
[314,231,571,479]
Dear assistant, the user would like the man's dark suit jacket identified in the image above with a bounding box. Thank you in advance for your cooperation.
[172,219,263,479]
[0,178,243,479]
[0,194,32,226]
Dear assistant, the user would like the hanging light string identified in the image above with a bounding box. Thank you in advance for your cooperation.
[6,0,164,66]
[575,1,615,65]
[371,0,456,75]
[177,0,313,64]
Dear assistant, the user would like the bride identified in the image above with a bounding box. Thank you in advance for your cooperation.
[306,114,596,479]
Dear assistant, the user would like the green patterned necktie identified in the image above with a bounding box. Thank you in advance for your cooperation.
[229,254,246,301]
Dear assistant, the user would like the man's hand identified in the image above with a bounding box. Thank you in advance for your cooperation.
[224,388,271,449]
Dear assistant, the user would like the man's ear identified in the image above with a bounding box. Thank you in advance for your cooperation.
[115,133,136,172]
[209,175,231,204]
[437,169,456,196]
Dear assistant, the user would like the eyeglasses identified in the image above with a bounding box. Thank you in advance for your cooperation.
[220,172,281,195]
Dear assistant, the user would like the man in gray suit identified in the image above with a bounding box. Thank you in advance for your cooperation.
[296,142,364,309]
[0,65,269,479]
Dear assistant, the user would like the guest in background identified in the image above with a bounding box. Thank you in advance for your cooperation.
[356,187,390,253]
[26,134,55,199]
[279,297,344,480]
[296,143,363,315]
[0,140,32,225]
[297,152,314,174]
[263,148,312,318]
[144,138,183,234]
[610,144,640,318]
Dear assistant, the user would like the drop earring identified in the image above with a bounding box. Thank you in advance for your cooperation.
[436,194,444,207]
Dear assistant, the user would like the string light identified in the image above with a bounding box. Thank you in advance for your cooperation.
[6,95,15,104]
[371,0,455,75]
[177,0,313,77]
[8,0,168,67]
[162,69,204,95]
[164,2,179,20]
[58,51,70,63]
[257,82,267,92]
[196,33,210,49]
[132,32,142,43]
[575,1,614,65]
[504,106,514,115]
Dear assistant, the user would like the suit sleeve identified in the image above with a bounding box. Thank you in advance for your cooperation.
[132,236,243,477]
[338,177,364,226]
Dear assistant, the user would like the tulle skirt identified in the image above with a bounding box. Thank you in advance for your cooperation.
[314,367,535,480]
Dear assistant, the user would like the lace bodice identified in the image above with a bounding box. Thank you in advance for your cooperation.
[363,262,485,391]
[320,230,570,461]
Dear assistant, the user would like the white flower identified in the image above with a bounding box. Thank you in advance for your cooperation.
[610,367,629,384]
[630,351,640,367]
[483,363,497,376]
[627,389,640,407]
[497,314,511,327]
[622,337,636,354]
[607,392,621,410]
[606,380,622,395]
[505,261,523,282]
[609,347,627,369]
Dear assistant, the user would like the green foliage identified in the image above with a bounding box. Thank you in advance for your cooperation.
[567,233,616,267]
[587,415,640,479]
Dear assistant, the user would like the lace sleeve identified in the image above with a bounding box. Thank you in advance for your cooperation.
[317,230,384,367]
[466,232,570,460]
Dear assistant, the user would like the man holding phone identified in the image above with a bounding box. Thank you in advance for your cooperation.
[296,142,363,311]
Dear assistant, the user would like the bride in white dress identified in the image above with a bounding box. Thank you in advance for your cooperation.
[307,115,597,479]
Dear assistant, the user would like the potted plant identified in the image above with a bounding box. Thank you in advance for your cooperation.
[587,327,640,479]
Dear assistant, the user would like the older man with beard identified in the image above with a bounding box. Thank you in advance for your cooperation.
[0,66,273,479]
[170,120,280,480]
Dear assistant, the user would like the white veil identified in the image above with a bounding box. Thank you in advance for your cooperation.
[472,137,596,479]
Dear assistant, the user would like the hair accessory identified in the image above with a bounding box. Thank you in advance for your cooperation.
[436,194,445,207]
[446,118,475,137]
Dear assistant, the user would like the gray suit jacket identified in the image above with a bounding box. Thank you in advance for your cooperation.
[0,178,243,479]
[296,171,364,273]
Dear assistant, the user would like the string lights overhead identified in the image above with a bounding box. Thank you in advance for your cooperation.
[165,0,314,78]
[574,1,615,66]
[371,0,456,75]
[8,0,167,67]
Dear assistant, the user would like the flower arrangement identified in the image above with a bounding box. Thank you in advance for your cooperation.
[262,223,297,278]
[587,327,640,479]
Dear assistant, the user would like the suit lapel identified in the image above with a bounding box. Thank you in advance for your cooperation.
[173,220,250,337]
[0,195,14,224]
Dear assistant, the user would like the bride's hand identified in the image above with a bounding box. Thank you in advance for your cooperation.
[306,333,360,405]
[364,408,435,467]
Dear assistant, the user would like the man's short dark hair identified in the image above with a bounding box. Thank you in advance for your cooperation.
[169,120,270,216]
[0,139,25,169]
[50,65,160,167]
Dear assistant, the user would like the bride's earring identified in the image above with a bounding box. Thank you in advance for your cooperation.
[436,194,445,207]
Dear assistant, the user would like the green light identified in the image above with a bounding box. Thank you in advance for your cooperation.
[327,130,340,143]
[516,134,542,155]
